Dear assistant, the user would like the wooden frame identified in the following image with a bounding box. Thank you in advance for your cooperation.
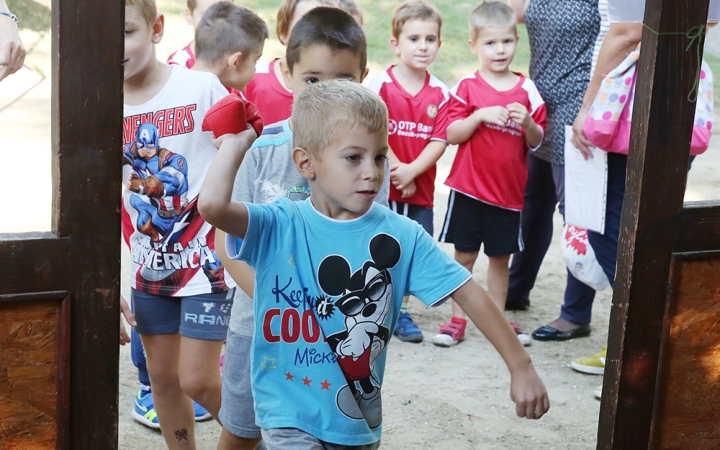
[597,0,720,448]
[0,0,123,447]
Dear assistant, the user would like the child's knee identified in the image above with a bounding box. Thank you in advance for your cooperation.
[179,371,219,400]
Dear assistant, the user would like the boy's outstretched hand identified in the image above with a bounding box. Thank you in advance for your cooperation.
[510,365,550,419]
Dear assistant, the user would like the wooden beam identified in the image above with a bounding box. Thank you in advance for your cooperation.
[674,201,720,252]
[598,0,711,448]
[51,0,124,446]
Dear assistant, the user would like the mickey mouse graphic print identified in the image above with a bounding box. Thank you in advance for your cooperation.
[226,198,470,446]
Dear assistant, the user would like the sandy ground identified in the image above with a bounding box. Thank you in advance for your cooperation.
[1,21,719,450]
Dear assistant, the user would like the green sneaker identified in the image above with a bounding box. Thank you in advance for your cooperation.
[571,347,606,375]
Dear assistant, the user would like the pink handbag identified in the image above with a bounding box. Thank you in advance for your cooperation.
[583,47,713,155]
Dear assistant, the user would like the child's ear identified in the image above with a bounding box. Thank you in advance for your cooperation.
[468,38,477,55]
[359,67,370,83]
[184,8,193,26]
[228,52,244,71]
[293,147,315,180]
[389,37,400,57]
[279,58,293,91]
[152,13,165,44]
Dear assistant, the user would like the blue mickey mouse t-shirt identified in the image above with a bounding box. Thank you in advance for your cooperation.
[226,198,471,446]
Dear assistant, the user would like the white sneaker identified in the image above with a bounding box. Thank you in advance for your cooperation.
[594,384,602,399]
[509,320,531,347]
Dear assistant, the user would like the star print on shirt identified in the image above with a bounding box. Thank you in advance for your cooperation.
[260,356,276,372]
[285,372,294,381]
[302,376,312,386]
[320,379,331,390]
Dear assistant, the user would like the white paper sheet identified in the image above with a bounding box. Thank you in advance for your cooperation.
[564,126,607,234]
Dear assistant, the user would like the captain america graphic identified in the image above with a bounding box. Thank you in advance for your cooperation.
[123,123,229,293]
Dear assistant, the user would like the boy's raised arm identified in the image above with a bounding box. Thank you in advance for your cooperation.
[198,128,257,239]
[451,279,550,419]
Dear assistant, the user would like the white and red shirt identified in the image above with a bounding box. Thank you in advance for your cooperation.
[168,42,196,69]
[445,72,547,211]
[243,58,294,125]
[368,67,450,208]
[122,66,236,296]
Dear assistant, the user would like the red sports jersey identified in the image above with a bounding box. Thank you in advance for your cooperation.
[168,42,196,69]
[243,58,293,125]
[368,67,450,208]
[445,72,547,211]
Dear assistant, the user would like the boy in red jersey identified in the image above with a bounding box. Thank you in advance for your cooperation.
[167,0,232,68]
[368,0,449,343]
[433,1,546,348]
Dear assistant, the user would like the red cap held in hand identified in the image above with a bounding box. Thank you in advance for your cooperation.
[202,93,264,138]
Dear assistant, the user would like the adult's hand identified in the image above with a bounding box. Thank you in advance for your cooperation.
[571,107,593,160]
[0,13,25,81]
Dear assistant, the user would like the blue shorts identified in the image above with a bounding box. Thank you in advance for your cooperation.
[131,288,234,340]
[389,200,433,236]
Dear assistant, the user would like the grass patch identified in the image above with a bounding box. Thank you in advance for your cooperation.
[7,0,51,32]
[156,0,530,87]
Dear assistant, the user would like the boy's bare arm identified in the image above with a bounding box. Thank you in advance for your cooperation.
[452,279,550,419]
[447,106,509,144]
[215,229,255,298]
[390,140,447,190]
[198,129,257,239]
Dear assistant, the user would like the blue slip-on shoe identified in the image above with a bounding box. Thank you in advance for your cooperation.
[394,312,424,343]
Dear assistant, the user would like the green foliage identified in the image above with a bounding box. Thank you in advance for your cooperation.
[157,0,531,87]
[7,0,51,32]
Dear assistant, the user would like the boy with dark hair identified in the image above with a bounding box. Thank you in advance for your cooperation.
[121,0,244,447]
[211,7,387,449]
[167,0,232,68]
[200,78,549,449]
[433,1,547,347]
[368,0,448,343]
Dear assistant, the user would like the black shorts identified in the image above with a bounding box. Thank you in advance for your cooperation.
[438,190,523,257]
[389,200,433,236]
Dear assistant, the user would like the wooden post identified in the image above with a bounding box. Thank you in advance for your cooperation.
[598,0,713,448]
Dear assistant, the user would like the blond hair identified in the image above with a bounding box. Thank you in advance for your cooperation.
[469,1,516,41]
[392,0,442,40]
[127,0,157,28]
[293,80,388,156]
[337,0,363,25]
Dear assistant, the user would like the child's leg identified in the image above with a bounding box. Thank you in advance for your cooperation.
[177,290,233,419]
[179,337,224,418]
[486,254,511,310]
[142,333,196,449]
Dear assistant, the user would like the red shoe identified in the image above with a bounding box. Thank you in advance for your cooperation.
[432,317,467,347]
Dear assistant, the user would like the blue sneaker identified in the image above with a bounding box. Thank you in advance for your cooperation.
[132,385,213,429]
[394,312,423,343]
[193,400,212,422]
[132,385,160,429]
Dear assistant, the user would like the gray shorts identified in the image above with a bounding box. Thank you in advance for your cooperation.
[131,288,233,340]
[219,329,262,439]
[261,428,380,450]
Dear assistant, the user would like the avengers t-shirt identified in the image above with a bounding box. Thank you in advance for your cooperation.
[122,65,236,296]
[226,198,470,445]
